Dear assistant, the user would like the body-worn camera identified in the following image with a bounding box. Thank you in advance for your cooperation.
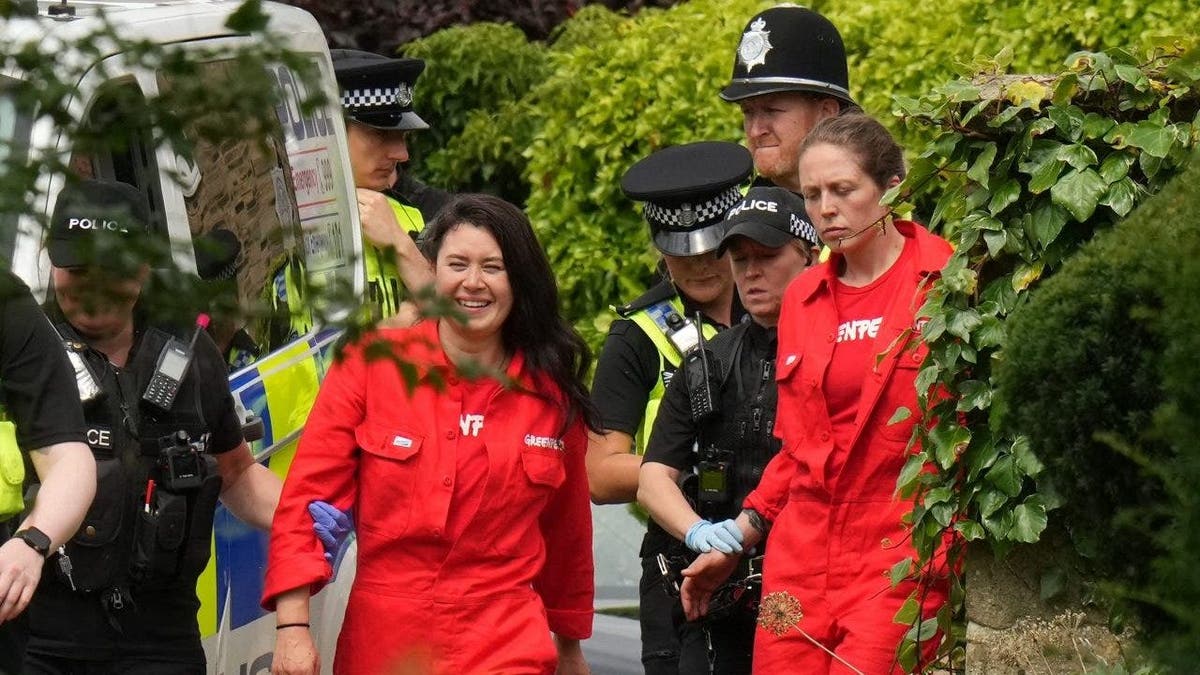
[158,430,208,491]
[697,445,733,506]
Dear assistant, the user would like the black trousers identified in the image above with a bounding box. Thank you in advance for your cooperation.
[639,555,709,674]
[23,653,203,675]
[704,607,756,674]
[0,612,28,675]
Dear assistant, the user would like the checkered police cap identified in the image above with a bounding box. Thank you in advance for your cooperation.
[642,188,744,231]
[331,49,429,131]
[621,142,753,257]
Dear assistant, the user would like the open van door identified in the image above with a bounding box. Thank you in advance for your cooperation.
[1,3,363,672]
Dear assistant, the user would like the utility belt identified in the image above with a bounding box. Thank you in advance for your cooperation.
[655,548,764,623]
[52,430,222,599]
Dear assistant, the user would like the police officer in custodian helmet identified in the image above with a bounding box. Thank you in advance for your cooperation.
[722,4,856,194]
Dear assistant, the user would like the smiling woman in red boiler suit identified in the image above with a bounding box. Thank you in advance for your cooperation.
[681,114,954,674]
[262,194,599,675]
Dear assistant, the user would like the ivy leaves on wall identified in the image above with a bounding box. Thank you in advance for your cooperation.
[890,44,1200,669]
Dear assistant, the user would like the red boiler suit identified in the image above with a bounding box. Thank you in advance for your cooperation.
[262,320,593,674]
[744,221,952,674]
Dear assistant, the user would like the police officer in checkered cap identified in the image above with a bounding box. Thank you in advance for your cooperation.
[301,50,455,562]
[720,4,855,193]
[588,140,752,675]
[331,49,449,319]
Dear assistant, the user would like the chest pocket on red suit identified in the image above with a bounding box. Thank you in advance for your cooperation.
[773,353,804,453]
[877,341,930,444]
[520,447,565,496]
[355,421,423,538]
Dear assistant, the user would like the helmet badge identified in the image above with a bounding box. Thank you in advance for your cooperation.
[737,17,773,73]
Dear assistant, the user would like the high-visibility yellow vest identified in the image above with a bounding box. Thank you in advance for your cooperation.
[623,296,719,455]
[363,197,425,318]
[0,406,25,519]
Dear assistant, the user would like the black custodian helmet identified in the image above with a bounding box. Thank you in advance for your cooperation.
[719,4,853,106]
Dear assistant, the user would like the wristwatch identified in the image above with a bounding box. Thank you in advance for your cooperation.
[13,527,52,557]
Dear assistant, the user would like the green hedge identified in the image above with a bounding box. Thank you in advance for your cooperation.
[407,0,1200,352]
[996,150,1200,664]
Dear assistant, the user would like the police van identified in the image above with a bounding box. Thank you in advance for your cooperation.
[1,1,361,672]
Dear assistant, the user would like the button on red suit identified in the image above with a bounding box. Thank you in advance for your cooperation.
[262,320,593,674]
[745,221,953,673]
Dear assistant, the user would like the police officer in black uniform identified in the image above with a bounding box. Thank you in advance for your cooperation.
[587,142,751,674]
[21,180,282,674]
[332,49,451,316]
[0,272,95,675]
[638,187,820,673]
[721,5,855,193]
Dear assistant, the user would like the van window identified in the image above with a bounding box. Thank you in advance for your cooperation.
[159,59,312,367]
[79,82,166,236]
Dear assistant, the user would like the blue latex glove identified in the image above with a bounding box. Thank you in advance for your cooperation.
[684,519,744,554]
[308,501,354,565]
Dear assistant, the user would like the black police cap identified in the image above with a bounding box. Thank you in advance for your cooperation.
[716,186,819,256]
[47,179,151,268]
[720,5,853,105]
[620,141,752,257]
[331,49,429,131]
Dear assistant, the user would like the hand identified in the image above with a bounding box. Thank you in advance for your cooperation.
[679,550,739,621]
[271,625,320,675]
[553,636,590,675]
[0,538,44,624]
[308,501,353,565]
[356,188,405,250]
[684,519,743,554]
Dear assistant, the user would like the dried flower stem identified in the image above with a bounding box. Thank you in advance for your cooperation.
[758,591,866,675]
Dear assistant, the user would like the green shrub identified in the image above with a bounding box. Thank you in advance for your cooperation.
[1149,234,1200,669]
[407,0,1200,356]
[995,174,1171,583]
[892,44,1200,668]
[400,22,550,184]
[996,148,1200,667]
[521,0,759,346]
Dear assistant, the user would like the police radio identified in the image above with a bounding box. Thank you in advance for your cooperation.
[683,312,718,422]
[142,314,208,411]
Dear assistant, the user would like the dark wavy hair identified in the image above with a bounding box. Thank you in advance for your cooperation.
[420,194,600,433]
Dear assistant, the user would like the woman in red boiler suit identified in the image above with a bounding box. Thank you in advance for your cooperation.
[263,194,599,675]
[681,114,953,674]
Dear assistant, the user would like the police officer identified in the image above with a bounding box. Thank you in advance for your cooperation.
[721,5,855,193]
[21,180,282,674]
[332,48,450,318]
[638,187,819,673]
[586,142,751,674]
[0,272,96,675]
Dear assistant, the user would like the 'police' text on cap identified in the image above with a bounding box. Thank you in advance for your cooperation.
[717,186,818,256]
[620,142,753,257]
[46,179,151,268]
